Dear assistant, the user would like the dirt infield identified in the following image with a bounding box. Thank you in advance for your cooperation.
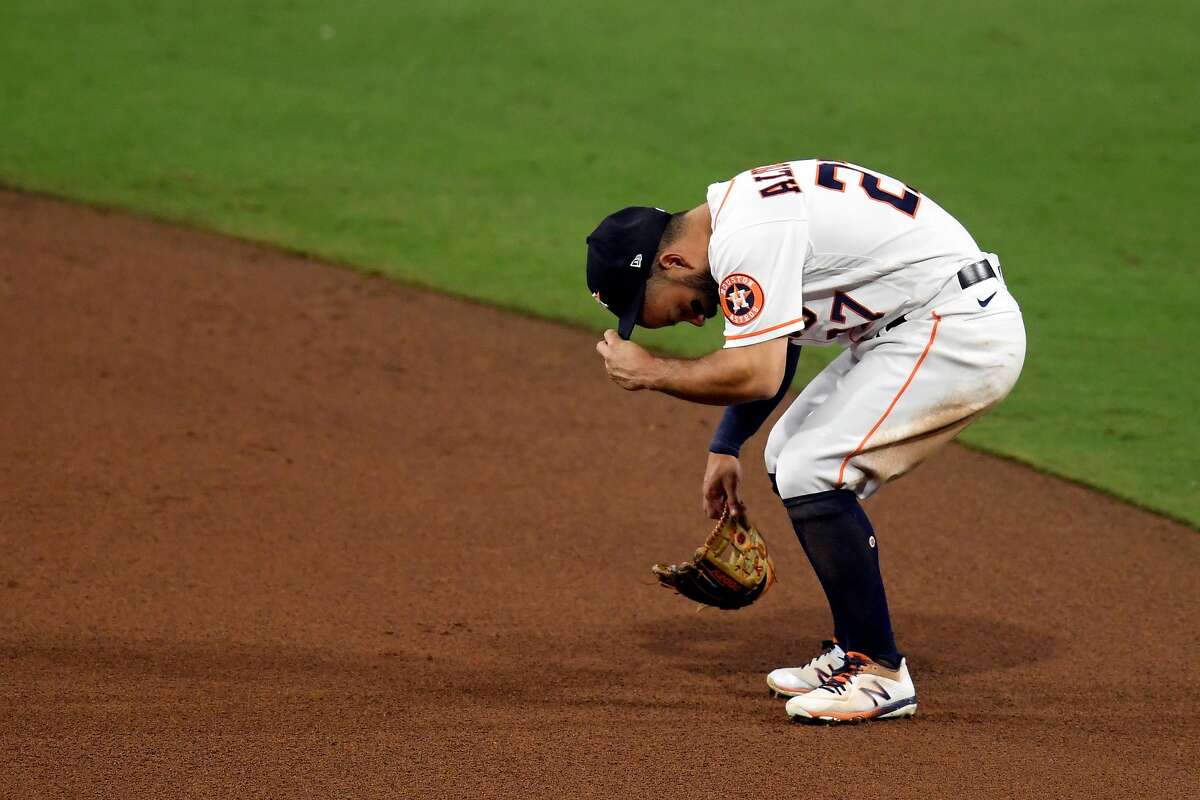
[1,191,1196,799]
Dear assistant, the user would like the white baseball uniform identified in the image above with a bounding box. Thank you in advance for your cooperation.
[706,159,1026,500]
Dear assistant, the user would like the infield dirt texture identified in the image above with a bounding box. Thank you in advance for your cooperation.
[1,192,1195,798]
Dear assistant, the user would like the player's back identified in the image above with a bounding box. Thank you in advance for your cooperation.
[707,159,992,346]
[792,159,980,271]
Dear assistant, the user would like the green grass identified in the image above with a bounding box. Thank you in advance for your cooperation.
[2,1,1196,525]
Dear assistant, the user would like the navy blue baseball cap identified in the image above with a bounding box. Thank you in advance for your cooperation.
[586,206,672,339]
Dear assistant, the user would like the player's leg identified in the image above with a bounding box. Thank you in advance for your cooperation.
[763,348,856,647]
[770,336,922,713]
[840,305,1024,496]
[784,487,900,666]
[775,302,1026,501]
[772,303,1025,719]
[763,347,856,482]
[765,339,920,672]
[761,351,858,697]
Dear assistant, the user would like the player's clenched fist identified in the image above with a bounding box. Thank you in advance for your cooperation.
[595,329,656,390]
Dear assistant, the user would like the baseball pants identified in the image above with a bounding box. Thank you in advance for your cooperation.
[765,275,1026,500]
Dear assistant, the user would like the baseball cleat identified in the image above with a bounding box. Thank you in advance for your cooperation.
[766,640,846,698]
[785,651,917,723]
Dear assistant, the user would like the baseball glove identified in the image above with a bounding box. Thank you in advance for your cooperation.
[651,509,776,610]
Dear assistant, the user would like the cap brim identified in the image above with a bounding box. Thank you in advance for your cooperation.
[617,280,648,340]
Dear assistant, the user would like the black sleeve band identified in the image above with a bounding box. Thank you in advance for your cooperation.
[708,340,801,457]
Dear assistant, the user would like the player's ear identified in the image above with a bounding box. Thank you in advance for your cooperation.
[658,251,689,272]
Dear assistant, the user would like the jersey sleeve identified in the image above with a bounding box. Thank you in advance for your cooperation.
[710,219,811,349]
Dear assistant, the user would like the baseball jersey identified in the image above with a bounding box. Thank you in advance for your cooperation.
[706,159,987,348]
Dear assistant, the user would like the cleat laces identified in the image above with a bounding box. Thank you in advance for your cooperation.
[817,654,868,695]
[801,639,838,671]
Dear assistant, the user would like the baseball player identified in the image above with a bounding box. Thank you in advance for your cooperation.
[585,159,1026,723]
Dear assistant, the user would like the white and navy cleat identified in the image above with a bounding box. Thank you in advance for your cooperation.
[785,651,917,723]
[766,640,846,698]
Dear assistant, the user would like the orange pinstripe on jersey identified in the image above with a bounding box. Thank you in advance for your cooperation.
[836,312,942,487]
[713,177,737,225]
[724,315,808,341]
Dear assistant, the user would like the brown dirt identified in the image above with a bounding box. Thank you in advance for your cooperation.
[0,190,1196,799]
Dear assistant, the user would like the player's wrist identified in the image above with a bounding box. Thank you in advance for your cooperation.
[708,441,741,458]
[640,357,669,392]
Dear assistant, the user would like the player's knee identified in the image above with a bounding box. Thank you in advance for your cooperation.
[773,446,840,500]
[782,487,860,521]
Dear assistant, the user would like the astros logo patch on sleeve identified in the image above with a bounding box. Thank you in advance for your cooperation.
[719,273,764,326]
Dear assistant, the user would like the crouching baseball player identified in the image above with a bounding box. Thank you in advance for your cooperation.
[585,159,1025,723]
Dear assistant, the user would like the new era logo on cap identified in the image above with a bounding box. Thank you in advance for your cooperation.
[630,254,643,268]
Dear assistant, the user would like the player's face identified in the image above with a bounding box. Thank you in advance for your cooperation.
[639,271,720,329]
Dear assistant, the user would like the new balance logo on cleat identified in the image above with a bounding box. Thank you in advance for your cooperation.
[860,682,892,706]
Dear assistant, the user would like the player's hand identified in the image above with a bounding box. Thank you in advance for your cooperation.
[702,452,743,519]
[595,329,656,391]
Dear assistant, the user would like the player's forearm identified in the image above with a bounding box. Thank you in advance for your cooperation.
[645,351,777,405]
[709,341,802,454]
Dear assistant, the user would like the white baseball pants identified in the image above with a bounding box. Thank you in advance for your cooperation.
[764,276,1026,500]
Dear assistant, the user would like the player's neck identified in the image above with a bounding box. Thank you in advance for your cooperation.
[688,203,713,240]
[686,203,714,273]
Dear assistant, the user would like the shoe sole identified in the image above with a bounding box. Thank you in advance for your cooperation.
[788,697,918,725]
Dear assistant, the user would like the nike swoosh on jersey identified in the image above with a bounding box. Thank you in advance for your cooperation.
[978,292,997,307]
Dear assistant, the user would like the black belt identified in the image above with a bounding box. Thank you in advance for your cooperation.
[882,259,997,334]
[956,259,997,290]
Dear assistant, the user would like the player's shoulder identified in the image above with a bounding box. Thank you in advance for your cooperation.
[707,160,813,242]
